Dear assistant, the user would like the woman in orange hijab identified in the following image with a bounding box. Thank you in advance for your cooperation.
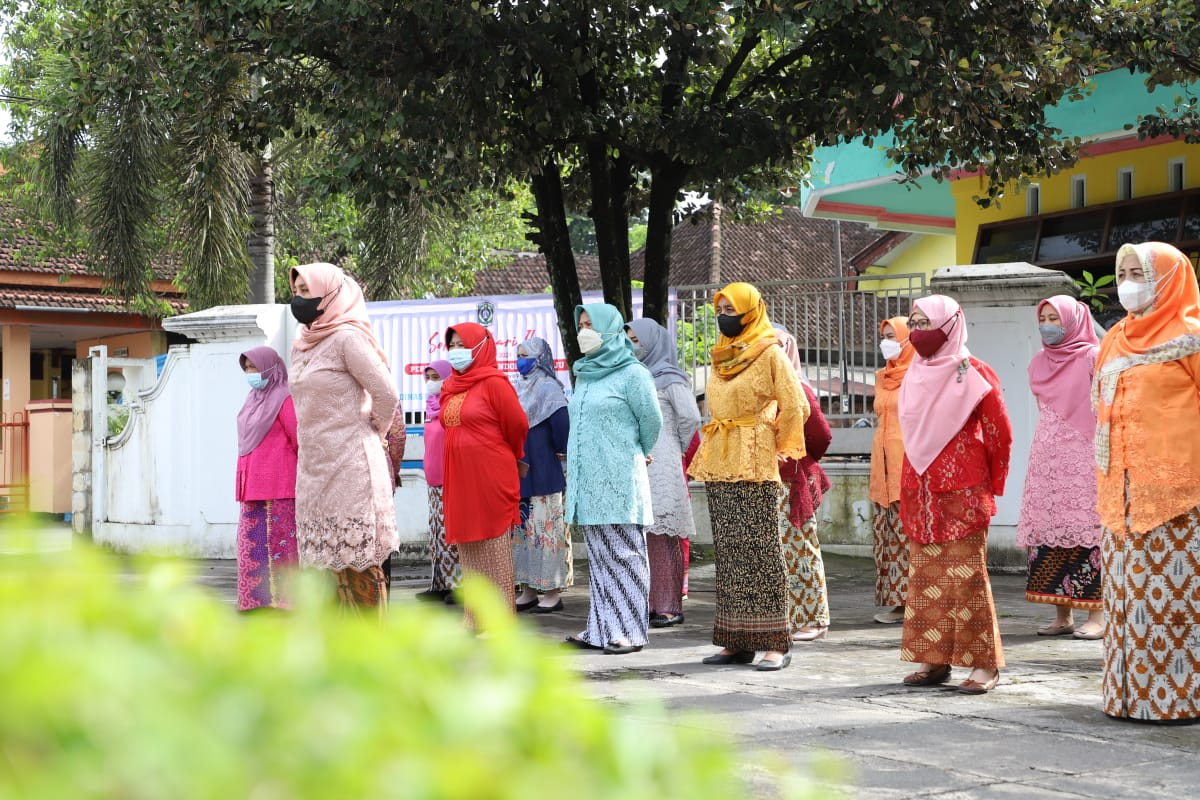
[1094,241,1200,724]
[869,317,915,625]
[688,282,809,671]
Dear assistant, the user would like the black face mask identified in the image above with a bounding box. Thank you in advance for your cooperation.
[717,312,746,338]
[290,295,324,325]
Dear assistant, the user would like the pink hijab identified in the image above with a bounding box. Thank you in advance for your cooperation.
[425,359,452,419]
[1027,295,1099,436]
[897,295,993,475]
[290,262,388,364]
[236,346,290,456]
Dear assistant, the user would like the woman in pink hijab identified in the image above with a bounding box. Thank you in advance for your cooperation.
[896,295,1013,694]
[235,346,299,611]
[1017,296,1103,639]
[289,262,400,614]
[417,359,461,602]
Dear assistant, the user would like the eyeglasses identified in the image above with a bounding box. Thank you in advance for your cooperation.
[907,317,932,331]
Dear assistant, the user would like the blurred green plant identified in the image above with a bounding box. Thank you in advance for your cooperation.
[0,529,832,799]
[106,403,130,437]
[1074,270,1115,311]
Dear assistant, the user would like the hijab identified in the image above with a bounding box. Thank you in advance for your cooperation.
[877,316,915,392]
[710,282,778,379]
[1027,295,1099,436]
[772,324,815,390]
[236,346,290,456]
[572,303,640,381]
[425,359,452,420]
[441,322,507,394]
[1103,242,1200,356]
[897,295,993,475]
[515,336,568,428]
[626,318,691,391]
[290,262,388,364]
[1095,242,1200,474]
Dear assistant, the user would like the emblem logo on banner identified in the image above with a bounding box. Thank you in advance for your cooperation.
[476,301,495,327]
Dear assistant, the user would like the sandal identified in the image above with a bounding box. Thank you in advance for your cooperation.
[902,664,952,687]
[1037,622,1075,636]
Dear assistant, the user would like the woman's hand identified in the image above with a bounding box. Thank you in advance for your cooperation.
[645,454,655,466]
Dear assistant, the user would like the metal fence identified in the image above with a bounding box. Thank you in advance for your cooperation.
[674,273,928,425]
[0,411,29,512]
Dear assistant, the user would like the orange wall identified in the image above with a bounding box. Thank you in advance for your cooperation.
[75,331,168,360]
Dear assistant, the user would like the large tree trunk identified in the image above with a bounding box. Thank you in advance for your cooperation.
[529,159,584,370]
[642,158,687,325]
[247,151,275,304]
[586,143,629,319]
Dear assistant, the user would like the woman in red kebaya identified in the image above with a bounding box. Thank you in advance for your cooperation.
[897,295,1012,695]
[439,322,529,624]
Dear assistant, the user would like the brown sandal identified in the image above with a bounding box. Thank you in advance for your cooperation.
[958,670,1001,694]
[902,664,952,687]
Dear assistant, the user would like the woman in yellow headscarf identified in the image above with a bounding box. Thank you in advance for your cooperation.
[688,282,810,671]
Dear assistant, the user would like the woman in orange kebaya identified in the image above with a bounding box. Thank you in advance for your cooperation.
[1094,241,1200,724]
[868,316,914,625]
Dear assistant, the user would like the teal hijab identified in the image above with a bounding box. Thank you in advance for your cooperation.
[572,303,639,381]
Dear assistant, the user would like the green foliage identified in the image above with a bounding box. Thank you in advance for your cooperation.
[677,304,719,367]
[0,536,830,799]
[1075,270,1116,311]
[105,403,129,437]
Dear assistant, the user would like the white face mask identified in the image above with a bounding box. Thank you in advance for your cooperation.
[425,379,443,395]
[577,328,604,355]
[879,339,903,362]
[1117,280,1154,313]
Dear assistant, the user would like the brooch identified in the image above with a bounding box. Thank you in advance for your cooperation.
[956,360,969,383]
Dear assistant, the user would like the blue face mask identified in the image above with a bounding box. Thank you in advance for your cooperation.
[447,349,474,372]
[1038,324,1066,346]
[516,356,537,376]
[246,373,268,390]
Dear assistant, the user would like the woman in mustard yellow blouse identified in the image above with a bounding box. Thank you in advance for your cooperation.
[688,282,810,671]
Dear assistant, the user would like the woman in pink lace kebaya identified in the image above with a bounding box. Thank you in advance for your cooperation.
[1016,296,1103,640]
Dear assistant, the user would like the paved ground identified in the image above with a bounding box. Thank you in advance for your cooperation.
[179,549,1199,799]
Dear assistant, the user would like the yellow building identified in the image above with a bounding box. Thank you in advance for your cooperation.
[803,69,1200,303]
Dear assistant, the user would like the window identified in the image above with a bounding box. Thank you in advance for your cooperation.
[1037,211,1107,262]
[1108,198,1181,247]
[1025,184,1041,216]
[1170,158,1186,192]
[976,222,1038,264]
[1118,168,1134,201]
[1071,176,1087,209]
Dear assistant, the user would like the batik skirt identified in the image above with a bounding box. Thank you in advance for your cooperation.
[782,509,829,630]
[1025,545,1102,610]
[577,524,650,648]
[427,485,461,591]
[237,499,298,611]
[647,532,685,616]
[458,529,519,628]
[513,492,573,591]
[872,501,909,608]
[1102,508,1200,722]
[707,481,790,653]
[900,530,1004,670]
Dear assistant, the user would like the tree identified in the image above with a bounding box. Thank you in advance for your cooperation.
[187,0,1171,346]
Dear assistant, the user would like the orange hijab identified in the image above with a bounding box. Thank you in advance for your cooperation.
[710,282,778,379]
[290,262,388,365]
[1095,241,1200,474]
[877,316,915,392]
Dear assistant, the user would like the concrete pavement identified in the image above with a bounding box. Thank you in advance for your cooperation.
[187,551,1197,799]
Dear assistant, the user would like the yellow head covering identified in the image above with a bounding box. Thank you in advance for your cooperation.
[710,282,778,378]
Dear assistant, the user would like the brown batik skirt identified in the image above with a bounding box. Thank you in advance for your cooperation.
[335,565,388,620]
[900,530,1004,670]
[872,501,909,608]
[707,481,790,653]
[1102,508,1200,722]
[457,530,518,628]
